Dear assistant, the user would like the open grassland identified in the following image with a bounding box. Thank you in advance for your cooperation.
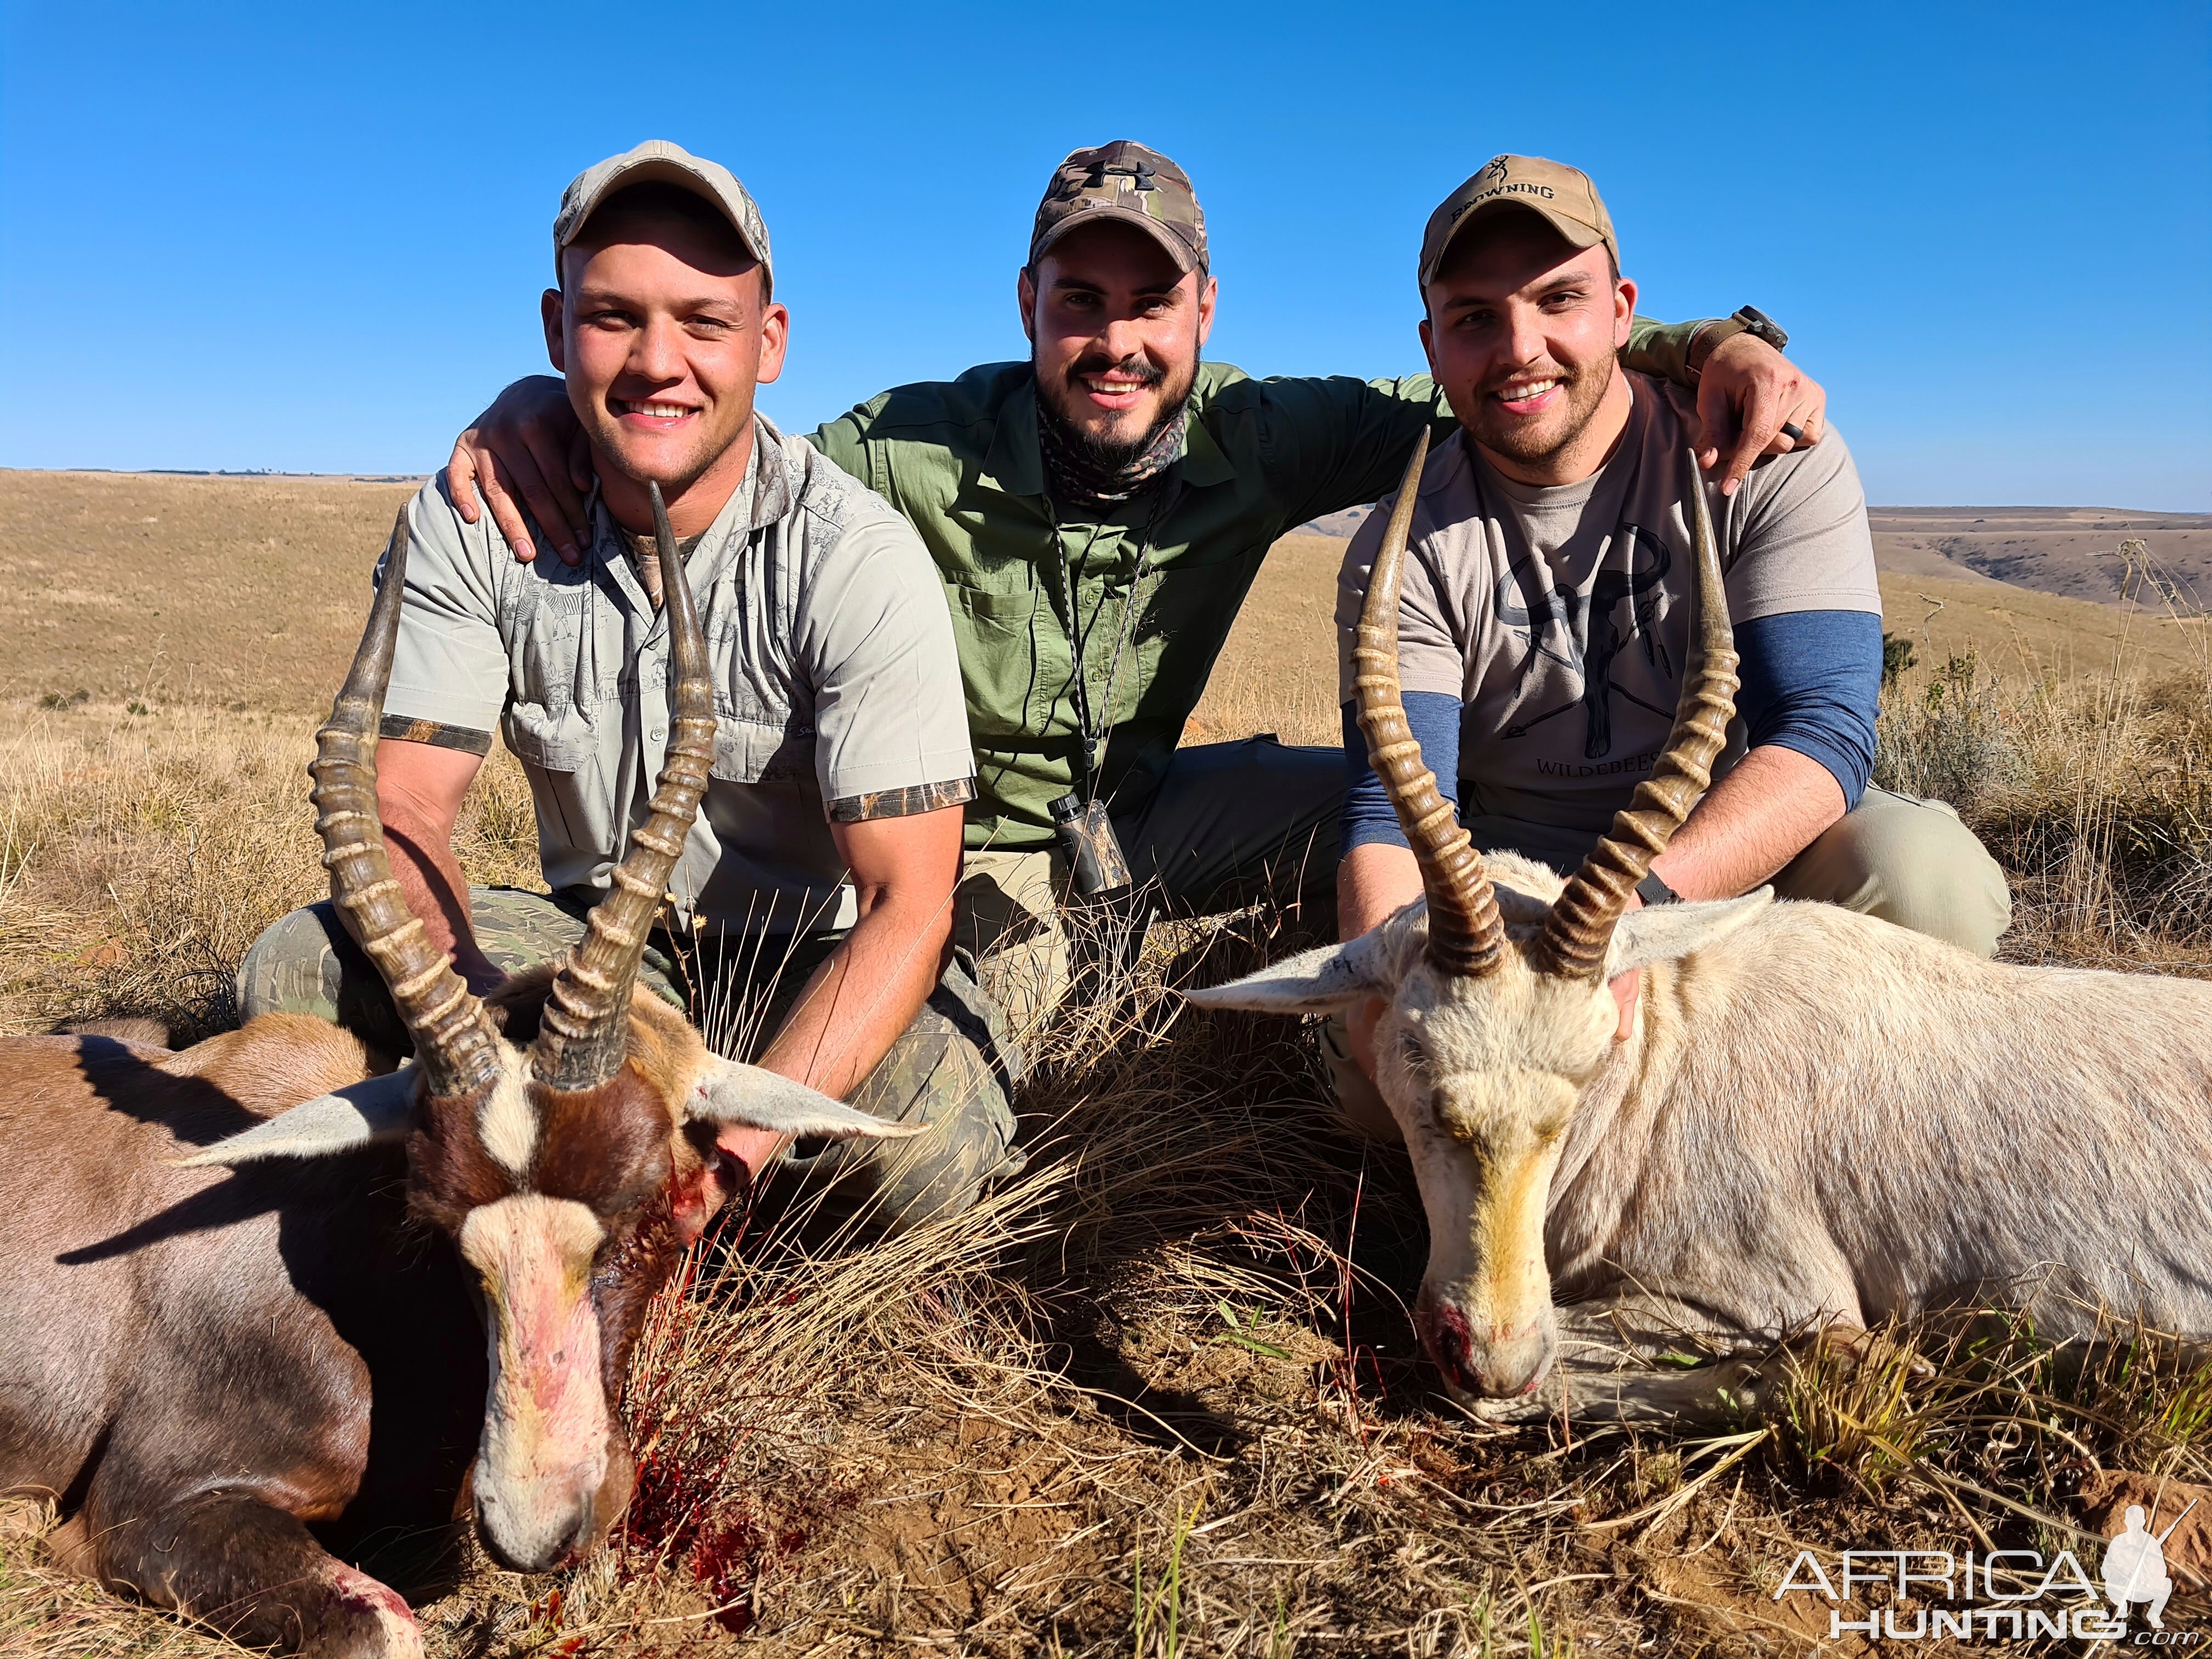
[3,472,2211,1655]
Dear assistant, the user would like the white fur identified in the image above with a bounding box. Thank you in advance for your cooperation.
[476,1062,539,1176]
[461,1194,612,1572]
[1193,853,2212,1412]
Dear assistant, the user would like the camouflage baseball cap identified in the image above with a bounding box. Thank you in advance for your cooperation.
[1418,155,1618,291]
[1030,140,1207,276]
[553,139,773,295]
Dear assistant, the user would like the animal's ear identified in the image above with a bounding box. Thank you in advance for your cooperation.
[1610,890,1773,976]
[1180,931,1393,1017]
[689,1058,928,1139]
[171,1068,418,1167]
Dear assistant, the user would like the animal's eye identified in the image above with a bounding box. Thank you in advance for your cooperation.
[1398,1029,1432,1077]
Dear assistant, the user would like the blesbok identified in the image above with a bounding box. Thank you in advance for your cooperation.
[0,500,918,1656]
[1189,437,2212,1421]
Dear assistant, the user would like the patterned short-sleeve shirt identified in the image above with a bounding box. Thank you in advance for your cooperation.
[381,415,975,936]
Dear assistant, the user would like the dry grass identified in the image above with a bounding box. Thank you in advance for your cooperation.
[4,501,2212,1654]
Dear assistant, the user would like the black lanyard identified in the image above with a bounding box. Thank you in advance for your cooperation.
[1043,482,1177,800]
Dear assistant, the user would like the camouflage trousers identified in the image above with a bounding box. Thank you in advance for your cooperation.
[237,886,1024,1236]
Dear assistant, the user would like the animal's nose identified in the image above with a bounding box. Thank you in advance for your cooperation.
[475,1494,592,1574]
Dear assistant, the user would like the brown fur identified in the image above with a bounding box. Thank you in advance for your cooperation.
[0,980,740,1657]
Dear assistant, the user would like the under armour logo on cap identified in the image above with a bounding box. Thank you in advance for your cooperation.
[1086,157,1158,193]
[1031,140,1207,275]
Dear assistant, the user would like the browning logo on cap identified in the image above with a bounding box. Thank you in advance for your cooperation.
[1030,140,1208,276]
[1418,154,1618,293]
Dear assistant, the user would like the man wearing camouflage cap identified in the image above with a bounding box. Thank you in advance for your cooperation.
[240,141,1018,1234]
[444,139,1826,1029]
[1328,155,2009,1120]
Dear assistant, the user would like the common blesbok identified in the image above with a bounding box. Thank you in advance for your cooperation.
[1189,437,2212,1422]
[0,498,918,1656]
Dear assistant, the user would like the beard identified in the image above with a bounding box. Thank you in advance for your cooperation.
[1466,352,1615,467]
[1033,345,1198,476]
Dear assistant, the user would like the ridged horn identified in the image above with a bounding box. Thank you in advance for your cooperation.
[1353,430,1506,978]
[1528,448,1742,981]
[531,483,716,1092]
[311,507,503,1097]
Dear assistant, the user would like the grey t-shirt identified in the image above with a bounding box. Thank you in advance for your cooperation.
[1335,373,1879,838]
[381,415,976,936]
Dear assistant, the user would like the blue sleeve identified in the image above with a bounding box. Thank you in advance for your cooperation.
[1339,691,1464,856]
[1734,610,1881,810]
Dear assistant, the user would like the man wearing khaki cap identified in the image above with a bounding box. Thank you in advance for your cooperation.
[240,141,1019,1234]
[442,139,1826,1029]
[1327,154,2010,1120]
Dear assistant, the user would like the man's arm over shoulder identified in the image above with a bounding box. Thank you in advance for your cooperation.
[795,506,977,822]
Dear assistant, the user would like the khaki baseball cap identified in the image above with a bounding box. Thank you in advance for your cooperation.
[1030,140,1208,276]
[552,139,774,295]
[1418,154,1617,291]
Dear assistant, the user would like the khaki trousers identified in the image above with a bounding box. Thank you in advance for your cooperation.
[958,735,1345,1034]
[1322,786,2013,1141]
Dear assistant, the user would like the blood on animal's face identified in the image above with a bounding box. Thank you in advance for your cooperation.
[400,981,716,1575]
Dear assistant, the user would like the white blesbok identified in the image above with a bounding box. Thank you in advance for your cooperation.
[1187,438,2212,1421]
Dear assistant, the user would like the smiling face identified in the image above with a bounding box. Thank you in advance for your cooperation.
[542,187,789,535]
[1018,219,1215,472]
[1418,210,1636,486]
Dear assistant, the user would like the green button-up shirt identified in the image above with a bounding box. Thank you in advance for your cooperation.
[809,318,1706,851]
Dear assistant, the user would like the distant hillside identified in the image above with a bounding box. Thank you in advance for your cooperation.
[1867,507,2212,610]
[1296,501,2212,613]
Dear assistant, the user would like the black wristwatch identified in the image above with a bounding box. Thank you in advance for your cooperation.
[1637,872,1682,907]
[1730,305,1790,351]
[1688,306,1791,378]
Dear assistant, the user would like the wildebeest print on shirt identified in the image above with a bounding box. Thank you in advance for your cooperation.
[1494,522,1677,759]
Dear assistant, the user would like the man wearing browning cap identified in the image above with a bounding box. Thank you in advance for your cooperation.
[241,142,1018,1234]
[445,140,1828,1032]
[1327,156,2010,1121]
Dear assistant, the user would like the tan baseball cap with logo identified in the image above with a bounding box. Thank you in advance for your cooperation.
[1030,140,1209,276]
[1418,155,1618,291]
[552,139,774,295]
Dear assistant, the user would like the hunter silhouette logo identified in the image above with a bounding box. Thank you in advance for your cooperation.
[2107,1500,2199,1630]
[1771,1508,2204,1642]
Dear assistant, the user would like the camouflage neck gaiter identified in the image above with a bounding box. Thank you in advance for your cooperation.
[1035,394,1188,512]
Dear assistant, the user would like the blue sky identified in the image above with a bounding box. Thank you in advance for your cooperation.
[3,1,2206,508]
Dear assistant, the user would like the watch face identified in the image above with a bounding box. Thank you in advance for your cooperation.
[1734,306,1788,351]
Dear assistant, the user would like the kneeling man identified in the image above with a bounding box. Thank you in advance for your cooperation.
[241,142,1015,1231]
[1330,156,2011,1115]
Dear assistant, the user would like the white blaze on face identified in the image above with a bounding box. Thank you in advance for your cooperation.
[460,1194,611,1571]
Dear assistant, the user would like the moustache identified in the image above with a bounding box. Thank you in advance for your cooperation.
[1066,352,1166,389]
